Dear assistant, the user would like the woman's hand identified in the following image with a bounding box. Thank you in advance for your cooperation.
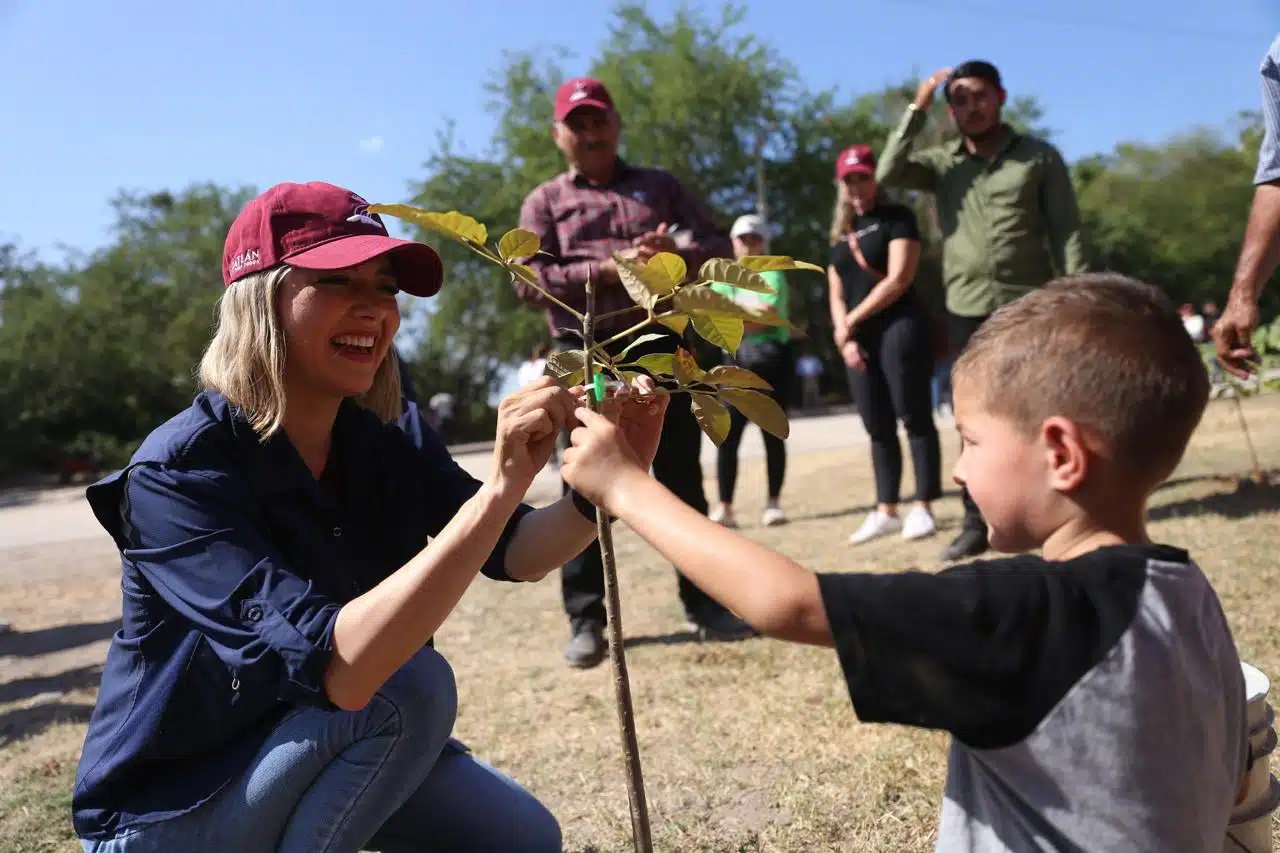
[841,340,867,372]
[491,377,579,496]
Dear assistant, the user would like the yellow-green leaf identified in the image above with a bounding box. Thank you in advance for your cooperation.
[646,252,686,291]
[691,314,744,353]
[698,258,774,294]
[656,313,689,335]
[705,365,773,390]
[630,352,674,377]
[544,350,586,388]
[672,347,705,386]
[737,255,825,274]
[720,388,790,439]
[367,204,487,246]
[615,254,660,310]
[690,393,732,445]
[498,228,540,261]
[616,332,669,360]
[675,285,759,321]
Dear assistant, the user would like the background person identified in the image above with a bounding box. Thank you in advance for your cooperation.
[1214,33,1280,378]
[827,145,940,545]
[516,76,753,668]
[877,59,1086,563]
[708,214,793,529]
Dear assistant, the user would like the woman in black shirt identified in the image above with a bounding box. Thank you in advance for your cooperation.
[827,144,942,545]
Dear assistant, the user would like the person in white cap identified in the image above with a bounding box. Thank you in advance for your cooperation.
[707,214,793,528]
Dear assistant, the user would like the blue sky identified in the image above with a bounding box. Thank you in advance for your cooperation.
[1,0,1275,265]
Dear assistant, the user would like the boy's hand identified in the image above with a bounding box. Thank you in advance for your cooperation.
[597,374,669,470]
[562,407,645,511]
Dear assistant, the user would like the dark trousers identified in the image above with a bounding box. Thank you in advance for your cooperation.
[845,313,942,505]
[948,312,990,530]
[554,331,722,630]
[717,340,793,503]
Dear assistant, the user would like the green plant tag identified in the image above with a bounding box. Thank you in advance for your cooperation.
[593,371,607,403]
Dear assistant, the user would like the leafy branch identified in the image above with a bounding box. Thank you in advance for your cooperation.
[369,201,824,853]
[368,203,823,447]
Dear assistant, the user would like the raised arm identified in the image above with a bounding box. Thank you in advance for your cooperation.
[1041,146,1087,276]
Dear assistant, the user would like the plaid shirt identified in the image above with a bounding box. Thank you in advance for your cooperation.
[516,159,732,338]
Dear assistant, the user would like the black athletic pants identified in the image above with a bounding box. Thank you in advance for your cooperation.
[554,330,727,630]
[717,340,793,503]
[947,312,990,531]
[844,313,942,505]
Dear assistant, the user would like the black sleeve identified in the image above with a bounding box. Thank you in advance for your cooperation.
[883,205,921,242]
[828,241,845,266]
[815,551,1147,749]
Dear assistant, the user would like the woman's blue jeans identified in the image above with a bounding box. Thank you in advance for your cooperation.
[83,648,561,853]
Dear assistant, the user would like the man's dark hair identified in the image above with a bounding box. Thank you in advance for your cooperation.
[945,60,1003,101]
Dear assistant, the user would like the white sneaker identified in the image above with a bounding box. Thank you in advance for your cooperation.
[901,506,937,541]
[761,503,787,527]
[710,505,738,528]
[849,510,902,545]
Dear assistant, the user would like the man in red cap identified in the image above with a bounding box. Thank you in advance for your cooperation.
[516,76,750,668]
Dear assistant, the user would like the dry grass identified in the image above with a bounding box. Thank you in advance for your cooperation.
[3,394,1280,852]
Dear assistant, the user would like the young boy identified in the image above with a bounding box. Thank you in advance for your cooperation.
[562,274,1249,852]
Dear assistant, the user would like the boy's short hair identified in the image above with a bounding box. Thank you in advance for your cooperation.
[952,274,1210,486]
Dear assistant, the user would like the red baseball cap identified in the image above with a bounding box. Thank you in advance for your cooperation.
[554,77,615,122]
[835,145,877,180]
[222,181,444,297]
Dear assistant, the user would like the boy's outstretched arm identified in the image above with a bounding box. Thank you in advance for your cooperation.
[562,407,833,647]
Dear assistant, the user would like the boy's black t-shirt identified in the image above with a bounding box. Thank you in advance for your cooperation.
[815,545,1249,851]
[828,202,925,335]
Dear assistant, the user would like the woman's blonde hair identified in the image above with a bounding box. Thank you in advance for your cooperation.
[828,179,886,246]
[199,264,402,439]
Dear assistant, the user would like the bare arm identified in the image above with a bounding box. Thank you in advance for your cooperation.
[609,466,832,646]
[1229,183,1280,310]
[326,484,524,709]
[502,496,598,581]
[845,238,920,329]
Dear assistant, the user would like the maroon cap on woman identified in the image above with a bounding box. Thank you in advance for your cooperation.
[835,145,877,180]
[222,181,444,296]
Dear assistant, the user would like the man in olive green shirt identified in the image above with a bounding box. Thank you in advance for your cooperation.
[876,60,1086,562]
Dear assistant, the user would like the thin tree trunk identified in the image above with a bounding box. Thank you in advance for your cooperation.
[582,276,655,853]
[1231,394,1267,484]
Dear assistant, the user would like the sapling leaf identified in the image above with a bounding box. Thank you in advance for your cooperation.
[510,263,538,285]
[616,332,670,360]
[629,352,675,376]
[705,365,773,390]
[699,258,775,294]
[690,393,731,445]
[498,228,540,262]
[672,347,705,385]
[646,252,686,291]
[657,313,689,335]
[720,388,790,439]
[691,314,744,352]
[367,205,488,247]
[545,350,587,388]
[615,253,673,310]
[675,286,794,331]
[736,255,825,274]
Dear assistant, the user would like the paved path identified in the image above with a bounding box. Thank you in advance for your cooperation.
[0,409,953,554]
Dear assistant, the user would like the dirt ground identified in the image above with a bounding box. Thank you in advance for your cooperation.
[3,395,1279,852]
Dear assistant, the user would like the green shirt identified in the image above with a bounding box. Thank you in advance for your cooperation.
[876,107,1086,317]
[710,269,789,345]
